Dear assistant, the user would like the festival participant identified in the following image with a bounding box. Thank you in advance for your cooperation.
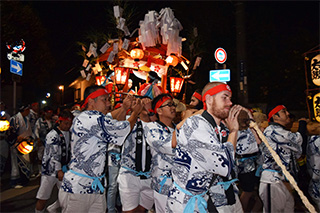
[34,106,55,175]
[58,85,143,213]
[235,109,262,212]
[189,89,203,110]
[143,94,177,213]
[0,101,10,177]
[8,104,33,188]
[118,97,157,213]
[259,104,306,212]
[35,110,73,213]
[166,82,243,212]
[306,133,320,211]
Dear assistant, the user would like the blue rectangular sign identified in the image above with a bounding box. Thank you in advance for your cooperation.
[209,69,230,82]
[10,60,23,76]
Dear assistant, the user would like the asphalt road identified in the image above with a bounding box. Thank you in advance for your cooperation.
[0,165,58,213]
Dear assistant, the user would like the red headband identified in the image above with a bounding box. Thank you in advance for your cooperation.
[81,89,108,109]
[202,84,232,110]
[192,92,202,101]
[154,96,172,114]
[268,105,286,122]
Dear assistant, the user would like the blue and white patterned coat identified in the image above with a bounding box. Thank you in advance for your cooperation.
[260,123,302,183]
[307,135,320,210]
[166,114,235,212]
[144,121,175,195]
[236,129,260,174]
[41,129,70,176]
[61,110,130,194]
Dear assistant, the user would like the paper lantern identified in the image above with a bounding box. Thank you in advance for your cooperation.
[166,55,179,67]
[170,77,184,95]
[17,140,34,155]
[115,67,129,90]
[130,48,144,61]
[311,54,320,86]
[313,92,320,122]
[0,119,10,132]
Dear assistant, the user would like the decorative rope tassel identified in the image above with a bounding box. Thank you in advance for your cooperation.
[249,120,316,213]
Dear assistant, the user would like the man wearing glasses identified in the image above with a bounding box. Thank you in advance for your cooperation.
[143,94,177,213]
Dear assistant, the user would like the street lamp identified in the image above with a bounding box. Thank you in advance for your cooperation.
[59,85,64,105]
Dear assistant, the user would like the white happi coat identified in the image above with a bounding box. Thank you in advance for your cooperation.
[61,110,130,194]
[307,135,320,210]
[144,121,175,195]
[166,114,235,212]
[260,123,302,183]
[236,129,260,174]
[42,129,70,176]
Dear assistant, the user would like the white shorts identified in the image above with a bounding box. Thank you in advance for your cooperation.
[259,181,294,213]
[58,189,106,213]
[117,171,154,211]
[154,191,168,213]
[36,175,60,200]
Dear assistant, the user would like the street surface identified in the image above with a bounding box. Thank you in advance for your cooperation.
[0,165,58,213]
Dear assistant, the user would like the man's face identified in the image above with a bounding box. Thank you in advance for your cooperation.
[157,99,176,121]
[21,108,30,117]
[210,91,232,120]
[189,96,200,107]
[45,110,53,119]
[93,94,111,115]
[59,119,72,131]
[275,108,290,126]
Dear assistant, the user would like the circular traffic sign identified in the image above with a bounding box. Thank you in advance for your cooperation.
[214,48,227,64]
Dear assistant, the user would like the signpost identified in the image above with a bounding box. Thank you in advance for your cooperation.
[210,69,230,82]
[214,48,227,64]
[10,60,23,76]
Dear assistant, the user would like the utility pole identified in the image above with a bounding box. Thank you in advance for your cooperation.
[235,2,248,105]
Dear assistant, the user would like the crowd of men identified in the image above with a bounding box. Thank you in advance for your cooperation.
[0,79,319,213]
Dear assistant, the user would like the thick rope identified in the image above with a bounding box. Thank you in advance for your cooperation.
[249,121,316,213]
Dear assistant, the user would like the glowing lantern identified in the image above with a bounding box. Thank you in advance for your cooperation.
[313,92,320,122]
[16,140,34,155]
[130,48,144,61]
[0,119,10,132]
[170,77,184,96]
[311,54,320,86]
[115,67,129,90]
[166,55,179,67]
[95,75,106,86]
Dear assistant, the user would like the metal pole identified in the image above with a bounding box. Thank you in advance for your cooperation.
[13,80,16,114]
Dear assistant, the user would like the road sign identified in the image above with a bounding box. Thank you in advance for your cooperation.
[210,69,230,82]
[214,48,227,64]
[7,52,25,62]
[10,60,23,76]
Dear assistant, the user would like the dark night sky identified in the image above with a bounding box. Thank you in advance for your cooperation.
[2,0,319,112]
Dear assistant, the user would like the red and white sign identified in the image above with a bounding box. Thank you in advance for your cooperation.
[214,48,227,64]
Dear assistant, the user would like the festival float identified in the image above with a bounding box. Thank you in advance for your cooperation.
[71,6,202,105]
